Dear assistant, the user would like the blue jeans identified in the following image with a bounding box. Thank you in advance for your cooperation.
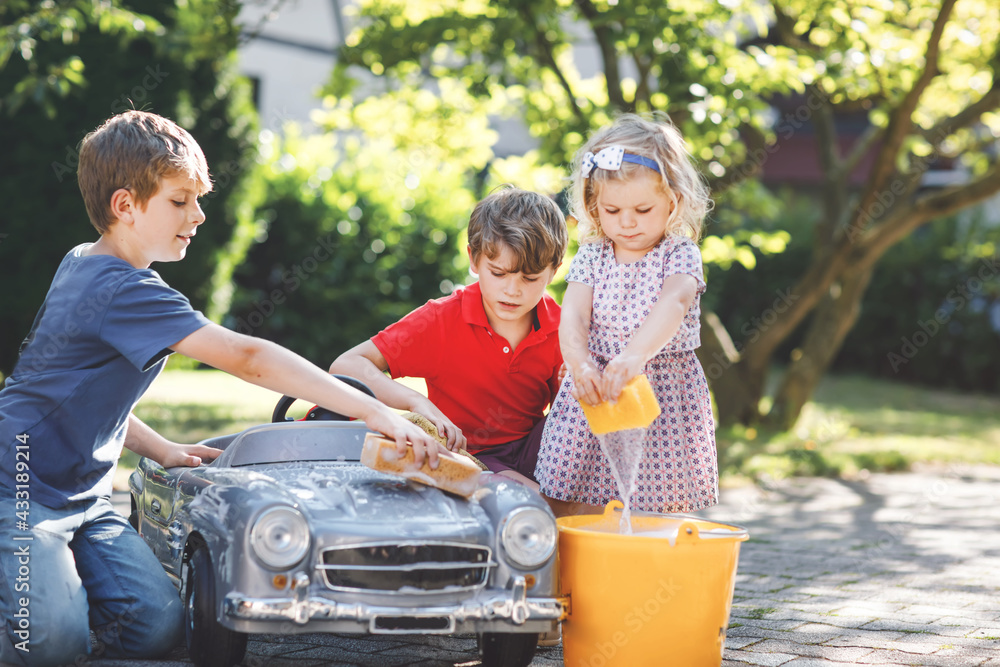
[0,495,183,667]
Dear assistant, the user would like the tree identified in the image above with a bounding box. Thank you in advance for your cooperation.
[0,0,259,377]
[332,0,1000,429]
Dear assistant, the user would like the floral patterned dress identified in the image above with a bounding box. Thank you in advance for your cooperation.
[535,235,718,513]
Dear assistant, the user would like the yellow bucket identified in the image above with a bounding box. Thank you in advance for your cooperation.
[557,501,748,667]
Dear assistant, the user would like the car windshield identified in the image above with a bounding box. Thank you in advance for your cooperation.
[213,422,371,467]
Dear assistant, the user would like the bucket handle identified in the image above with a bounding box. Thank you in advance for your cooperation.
[603,500,624,516]
[677,520,700,543]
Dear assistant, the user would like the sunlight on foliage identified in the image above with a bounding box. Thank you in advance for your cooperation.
[487,152,569,197]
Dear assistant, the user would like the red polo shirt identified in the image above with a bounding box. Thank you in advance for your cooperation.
[371,282,562,455]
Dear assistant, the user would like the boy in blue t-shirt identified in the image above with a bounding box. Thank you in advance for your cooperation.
[0,110,440,667]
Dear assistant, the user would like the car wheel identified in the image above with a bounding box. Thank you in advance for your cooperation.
[185,543,248,667]
[477,632,538,667]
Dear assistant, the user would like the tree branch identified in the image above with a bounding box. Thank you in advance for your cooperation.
[633,52,652,110]
[574,0,629,111]
[769,1,818,52]
[522,3,586,124]
[922,77,1000,146]
[811,84,846,246]
[739,238,855,376]
[810,85,840,177]
[856,0,956,209]
[706,123,768,192]
[838,123,883,178]
[858,160,1000,268]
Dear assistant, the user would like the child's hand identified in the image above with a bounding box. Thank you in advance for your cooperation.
[569,359,604,406]
[411,398,467,452]
[601,354,646,402]
[160,443,223,468]
[364,406,445,469]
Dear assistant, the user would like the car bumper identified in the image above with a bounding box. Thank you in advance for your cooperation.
[223,574,568,634]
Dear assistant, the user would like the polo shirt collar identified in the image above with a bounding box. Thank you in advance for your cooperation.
[461,282,490,327]
[461,280,559,335]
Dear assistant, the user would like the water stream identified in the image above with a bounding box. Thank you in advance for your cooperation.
[595,427,646,534]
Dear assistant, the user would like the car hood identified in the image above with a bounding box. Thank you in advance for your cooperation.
[192,462,492,527]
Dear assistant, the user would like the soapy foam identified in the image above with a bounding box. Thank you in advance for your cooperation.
[576,519,684,545]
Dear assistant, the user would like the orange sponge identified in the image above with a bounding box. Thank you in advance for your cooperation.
[579,374,661,435]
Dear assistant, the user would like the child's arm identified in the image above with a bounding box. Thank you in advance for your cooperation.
[559,281,604,406]
[602,273,699,400]
[331,341,467,452]
[124,414,223,467]
[171,323,442,467]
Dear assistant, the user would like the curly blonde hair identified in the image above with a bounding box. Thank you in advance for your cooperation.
[570,113,711,244]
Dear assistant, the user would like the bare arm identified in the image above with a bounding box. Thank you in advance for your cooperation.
[330,341,467,451]
[172,323,442,466]
[560,281,603,406]
[601,273,698,400]
[124,414,222,468]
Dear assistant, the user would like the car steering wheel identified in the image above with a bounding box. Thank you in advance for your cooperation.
[271,375,377,423]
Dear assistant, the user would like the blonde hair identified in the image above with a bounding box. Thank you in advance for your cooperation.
[78,110,212,234]
[570,113,711,244]
[468,185,568,275]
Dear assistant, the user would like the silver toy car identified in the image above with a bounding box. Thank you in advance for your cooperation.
[129,384,565,667]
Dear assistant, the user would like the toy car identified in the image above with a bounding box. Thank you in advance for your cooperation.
[128,378,565,667]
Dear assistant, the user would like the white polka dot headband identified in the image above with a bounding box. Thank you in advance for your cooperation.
[580,145,663,179]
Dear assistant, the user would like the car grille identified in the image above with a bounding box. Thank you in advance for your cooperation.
[318,542,493,593]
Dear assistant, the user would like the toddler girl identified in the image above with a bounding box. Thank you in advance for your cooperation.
[536,113,718,517]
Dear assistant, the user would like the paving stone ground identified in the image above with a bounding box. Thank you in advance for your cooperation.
[90,463,1000,666]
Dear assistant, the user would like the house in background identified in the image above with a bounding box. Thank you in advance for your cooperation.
[237,0,344,132]
[236,1,996,218]
[235,0,602,158]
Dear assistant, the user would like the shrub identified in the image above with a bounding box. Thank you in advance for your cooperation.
[226,129,476,364]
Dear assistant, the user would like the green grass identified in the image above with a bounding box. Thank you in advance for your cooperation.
[122,368,1000,487]
[717,373,1000,484]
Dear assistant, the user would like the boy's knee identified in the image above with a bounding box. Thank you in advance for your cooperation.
[114,593,184,658]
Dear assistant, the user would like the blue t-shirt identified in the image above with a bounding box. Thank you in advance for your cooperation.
[0,244,209,508]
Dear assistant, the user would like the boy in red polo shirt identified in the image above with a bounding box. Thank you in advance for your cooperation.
[331,186,568,489]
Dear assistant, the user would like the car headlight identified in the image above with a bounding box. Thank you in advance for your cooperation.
[500,507,557,568]
[250,507,310,569]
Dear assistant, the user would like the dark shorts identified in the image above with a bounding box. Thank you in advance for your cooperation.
[474,416,547,482]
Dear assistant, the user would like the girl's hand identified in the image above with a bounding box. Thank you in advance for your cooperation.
[411,397,468,452]
[363,406,444,468]
[569,359,604,406]
[601,354,646,402]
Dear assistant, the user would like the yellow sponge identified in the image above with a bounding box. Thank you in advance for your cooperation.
[579,374,661,435]
[401,411,489,471]
[361,433,482,498]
